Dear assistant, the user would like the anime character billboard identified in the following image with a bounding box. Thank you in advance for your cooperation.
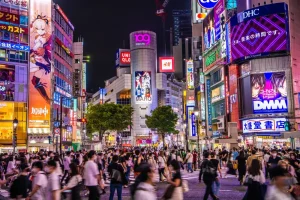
[28,0,52,128]
[135,71,152,104]
[252,72,287,114]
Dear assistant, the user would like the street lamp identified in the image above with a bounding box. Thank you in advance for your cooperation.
[12,118,18,155]
[194,111,201,170]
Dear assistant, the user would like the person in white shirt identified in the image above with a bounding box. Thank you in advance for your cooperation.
[158,151,167,182]
[61,151,71,185]
[84,150,100,200]
[60,162,83,200]
[6,156,16,174]
[28,161,48,200]
[185,150,193,173]
[45,160,60,200]
[133,164,156,200]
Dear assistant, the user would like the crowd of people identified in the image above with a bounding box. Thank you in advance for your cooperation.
[0,146,298,200]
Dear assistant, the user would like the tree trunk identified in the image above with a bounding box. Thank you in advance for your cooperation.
[162,133,165,148]
[99,130,103,144]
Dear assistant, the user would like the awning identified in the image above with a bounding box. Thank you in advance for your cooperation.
[283,131,300,139]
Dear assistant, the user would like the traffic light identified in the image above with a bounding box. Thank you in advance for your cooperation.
[284,121,290,131]
[48,136,52,144]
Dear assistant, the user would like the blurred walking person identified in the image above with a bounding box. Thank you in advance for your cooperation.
[236,150,247,185]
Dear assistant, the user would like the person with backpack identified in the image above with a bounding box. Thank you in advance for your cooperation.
[10,163,30,200]
[27,161,48,200]
[60,163,83,200]
[131,163,156,200]
[199,152,219,200]
[108,155,126,200]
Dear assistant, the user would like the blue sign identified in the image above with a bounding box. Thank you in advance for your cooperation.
[225,23,231,63]
[0,41,29,51]
[198,0,220,9]
[191,113,197,137]
[206,79,212,131]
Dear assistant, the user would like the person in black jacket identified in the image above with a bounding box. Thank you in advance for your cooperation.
[9,163,30,199]
[199,152,219,200]
[108,155,126,200]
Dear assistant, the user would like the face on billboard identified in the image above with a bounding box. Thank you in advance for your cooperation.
[186,61,194,89]
[135,71,152,104]
[231,14,288,62]
[0,65,15,101]
[29,0,52,128]
[159,57,174,73]
[203,0,224,51]
[252,72,287,114]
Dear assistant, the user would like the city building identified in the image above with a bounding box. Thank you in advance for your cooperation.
[172,10,192,46]
[28,0,75,152]
[0,0,29,153]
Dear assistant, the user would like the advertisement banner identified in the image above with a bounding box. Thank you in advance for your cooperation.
[0,23,28,34]
[203,43,221,72]
[135,71,152,104]
[0,0,29,11]
[0,65,14,101]
[225,22,231,63]
[229,64,240,129]
[252,72,287,114]
[0,102,14,120]
[191,113,197,136]
[211,84,225,103]
[220,9,227,58]
[187,106,194,137]
[230,3,289,62]
[116,49,130,67]
[207,79,212,131]
[203,0,224,51]
[186,60,194,90]
[0,10,20,23]
[159,57,175,73]
[28,0,52,128]
[243,118,287,133]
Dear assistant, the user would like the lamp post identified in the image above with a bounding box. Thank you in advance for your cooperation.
[194,111,201,169]
[12,118,18,155]
[184,123,188,151]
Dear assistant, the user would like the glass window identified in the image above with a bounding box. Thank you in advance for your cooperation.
[3,31,10,40]
[0,49,5,58]
[20,33,28,44]
[9,50,17,60]
[19,51,26,61]
[20,16,28,26]
[11,33,19,43]
[75,59,80,63]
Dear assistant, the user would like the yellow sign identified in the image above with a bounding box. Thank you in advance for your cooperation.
[108,135,115,141]
[0,102,14,120]
[0,122,13,140]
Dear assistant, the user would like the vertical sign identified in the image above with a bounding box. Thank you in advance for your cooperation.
[207,79,212,131]
[225,76,229,114]
[28,0,52,128]
[186,60,194,89]
[135,71,152,104]
[226,23,231,63]
[191,113,197,136]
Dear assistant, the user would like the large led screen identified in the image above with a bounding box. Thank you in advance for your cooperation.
[29,0,52,128]
[231,14,288,61]
[0,65,14,101]
[252,72,287,114]
[135,71,152,104]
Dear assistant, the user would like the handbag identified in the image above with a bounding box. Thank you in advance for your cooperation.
[243,175,253,186]
[162,184,175,199]
[182,180,189,192]
[233,162,238,170]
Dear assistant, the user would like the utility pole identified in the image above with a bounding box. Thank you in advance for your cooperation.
[60,96,63,155]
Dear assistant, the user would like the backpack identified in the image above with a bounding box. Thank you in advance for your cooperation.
[111,169,122,182]
[202,161,216,180]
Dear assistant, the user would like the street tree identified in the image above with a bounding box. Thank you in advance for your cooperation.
[86,103,134,143]
[145,105,178,147]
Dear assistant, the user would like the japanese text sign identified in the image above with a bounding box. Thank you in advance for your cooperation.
[0,24,27,34]
[159,57,174,73]
[0,41,29,51]
[243,118,287,133]
[0,11,19,24]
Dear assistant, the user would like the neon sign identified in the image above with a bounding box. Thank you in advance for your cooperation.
[135,33,151,45]
[0,41,29,51]
[243,118,287,133]
[198,0,220,9]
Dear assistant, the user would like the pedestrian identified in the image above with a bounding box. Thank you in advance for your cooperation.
[268,149,282,179]
[45,160,60,200]
[210,152,222,196]
[185,150,193,173]
[60,163,83,200]
[165,160,183,200]
[61,151,71,185]
[192,150,197,171]
[243,159,266,200]
[131,163,156,200]
[199,152,219,200]
[158,151,167,182]
[108,155,126,200]
[84,150,101,200]
[27,161,48,200]
[9,163,30,200]
[236,150,247,185]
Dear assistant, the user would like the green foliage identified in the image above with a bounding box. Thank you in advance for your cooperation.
[86,103,134,141]
[145,106,178,147]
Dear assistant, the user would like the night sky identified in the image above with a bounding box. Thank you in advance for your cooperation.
[54,0,188,92]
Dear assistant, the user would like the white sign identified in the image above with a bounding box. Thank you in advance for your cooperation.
[253,99,287,111]
[161,58,173,70]
[243,118,287,133]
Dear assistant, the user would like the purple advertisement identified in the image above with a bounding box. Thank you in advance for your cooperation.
[203,0,224,51]
[231,13,288,61]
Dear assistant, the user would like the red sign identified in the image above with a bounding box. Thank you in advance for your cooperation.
[159,57,175,73]
[120,51,130,65]
[0,10,19,24]
[229,64,240,129]
[0,23,27,34]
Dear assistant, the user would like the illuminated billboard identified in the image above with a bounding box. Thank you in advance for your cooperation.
[203,0,224,51]
[252,72,287,114]
[115,49,130,67]
[243,118,287,133]
[28,0,52,128]
[186,60,194,90]
[198,0,220,9]
[135,71,152,104]
[0,65,14,101]
[1,0,28,11]
[230,3,289,62]
[159,57,174,73]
